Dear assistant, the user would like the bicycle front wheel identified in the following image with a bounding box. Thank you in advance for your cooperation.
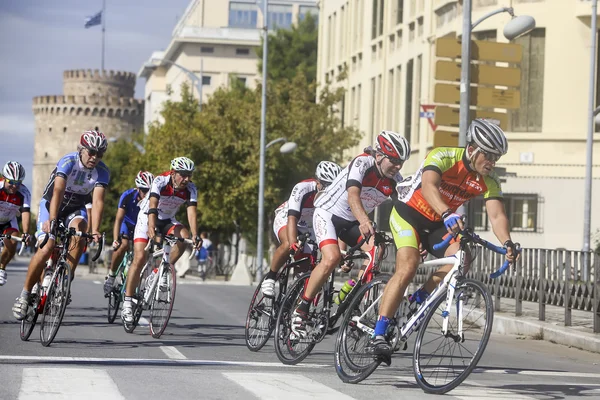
[413,278,493,394]
[245,276,276,352]
[107,287,121,324]
[334,274,390,383]
[39,263,71,347]
[20,292,40,341]
[149,263,177,338]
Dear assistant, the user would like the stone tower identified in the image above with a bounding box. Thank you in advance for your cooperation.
[31,69,144,210]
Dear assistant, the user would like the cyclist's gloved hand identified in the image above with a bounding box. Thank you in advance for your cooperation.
[112,240,121,251]
[289,242,301,255]
[339,260,353,273]
[503,240,521,264]
[441,210,463,234]
[193,235,203,250]
[21,233,31,245]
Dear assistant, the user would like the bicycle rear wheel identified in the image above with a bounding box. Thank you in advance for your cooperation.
[334,274,389,383]
[273,272,320,365]
[413,278,493,394]
[20,291,41,341]
[39,263,71,347]
[107,287,121,324]
[149,263,177,338]
[245,276,276,351]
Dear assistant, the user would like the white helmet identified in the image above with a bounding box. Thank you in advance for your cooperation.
[315,161,342,185]
[135,171,154,189]
[375,130,411,161]
[2,161,26,181]
[170,157,195,172]
[466,119,508,155]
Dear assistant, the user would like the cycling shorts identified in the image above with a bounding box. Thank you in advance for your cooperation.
[133,212,182,243]
[119,221,136,240]
[36,199,88,241]
[0,218,19,235]
[313,207,363,249]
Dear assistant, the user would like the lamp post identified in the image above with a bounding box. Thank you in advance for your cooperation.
[150,58,204,111]
[458,3,536,146]
[256,134,298,282]
[583,0,598,280]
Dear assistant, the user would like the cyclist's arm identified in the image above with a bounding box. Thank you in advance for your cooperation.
[286,215,299,246]
[21,211,30,235]
[113,208,126,242]
[348,186,370,225]
[147,196,159,229]
[48,176,67,222]
[485,198,512,245]
[186,205,198,238]
[421,170,452,216]
[91,186,106,235]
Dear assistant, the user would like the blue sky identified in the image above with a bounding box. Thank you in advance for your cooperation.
[0,0,190,188]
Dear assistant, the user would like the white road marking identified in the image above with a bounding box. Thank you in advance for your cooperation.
[19,368,125,400]
[93,280,101,284]
[474,368,600,379]
[0,355,328,369]
[160,346,187,360]
[139,316,149,327]
[223,372,356,400]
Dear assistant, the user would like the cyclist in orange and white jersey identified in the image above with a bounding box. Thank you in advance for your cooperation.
[369,119,520,356]
[260,161,343,296]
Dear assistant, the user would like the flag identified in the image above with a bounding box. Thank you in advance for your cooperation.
[84,11,102,28]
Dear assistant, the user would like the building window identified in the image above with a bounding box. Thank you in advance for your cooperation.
[509,28,545,132]
[299,5,318,24]
[229,2,258,28]
[404,59,414,143]
[395,0,404,25]
[237,77,247,86]
[201,47,214,53]
[268,4,292,30]
[202,76,211,86]
[236,48,250,55]
[63,127,67,133]
[473,29,497,41]
[371,0,385,39]
[469,197,490,231]
[469,194,541,232]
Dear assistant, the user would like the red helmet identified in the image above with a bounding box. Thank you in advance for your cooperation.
[80,130,108,153]
[375,131,411,161]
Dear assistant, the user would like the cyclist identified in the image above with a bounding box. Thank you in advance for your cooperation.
[369,118,519,356]
[103,171,155,295]
[261,161,343,296]
[0,161,32,286]
[291,131,411,338]
[12,130,110,320]
[122,156,202,324]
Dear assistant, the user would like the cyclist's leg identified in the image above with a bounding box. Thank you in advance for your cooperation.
[110,222,132,276]
[0,219,19,285]
[292,209,342,337]
[164,222,189,265]
[368,207,422,355]
[261,215,289,295]
[338,224,371,280]
[64,210,89,277]
[14,201,55,319]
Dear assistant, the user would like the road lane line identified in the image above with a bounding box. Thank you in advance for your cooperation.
[139,316,149,327]
[0,355,328,369]
[223,372,356,400]
[161,346,187,360]
[93,280,101,284]
[19,368,125,400]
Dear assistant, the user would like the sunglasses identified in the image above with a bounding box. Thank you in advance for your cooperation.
[86,148,105,158]
[481,151,501,163]
[385,156,404,166]
[177,171,193,178]
[6,179,22,186]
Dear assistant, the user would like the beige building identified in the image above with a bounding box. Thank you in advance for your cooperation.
[139,0,319,129]
[317,0,600,251]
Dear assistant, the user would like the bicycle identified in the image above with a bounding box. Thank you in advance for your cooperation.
[106,234,133,324]
[244,233,318,352]
[23,222,104,346]
[334,227,517,394]
[123,234,194,338]
[273,230,394,365]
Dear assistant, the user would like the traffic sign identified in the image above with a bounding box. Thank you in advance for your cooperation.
[436,37,523,63]
[434,83,521,109]
[420,111,434,118]
[434,106,508,129]
[435,60,521,87]
[433,130,459,148]
[420,104,437,131]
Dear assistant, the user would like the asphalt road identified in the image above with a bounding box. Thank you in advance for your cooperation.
[1,257,599,400]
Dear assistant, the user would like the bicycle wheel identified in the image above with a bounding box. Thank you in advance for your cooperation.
[20,291,41,341]
[149,263,177,338]
[413,278,493,394]
[39,263,71,347]
[107,286,121,324]
[245,276,275,351]
[273,272,321,365]
[334,274,390,383]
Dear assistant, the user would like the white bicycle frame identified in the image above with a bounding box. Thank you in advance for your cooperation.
[354,249,468,342]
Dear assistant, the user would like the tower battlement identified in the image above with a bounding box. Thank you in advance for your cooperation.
[62,69,136,97]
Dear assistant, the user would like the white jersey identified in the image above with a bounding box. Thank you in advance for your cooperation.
[0,180,31,223]
[314,153,401,221]
[279,179,319,230]
[139,172,198,220]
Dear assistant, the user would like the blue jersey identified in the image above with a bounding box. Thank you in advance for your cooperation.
[42,152,110,214]
[118,188,143,226]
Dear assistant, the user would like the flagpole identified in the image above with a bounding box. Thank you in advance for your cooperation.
[101,0,106,70]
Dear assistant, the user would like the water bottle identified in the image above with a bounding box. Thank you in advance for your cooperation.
[408,287,429,314]
[334,279,356,305]
[146,268,158,292]
[42,270,52,289]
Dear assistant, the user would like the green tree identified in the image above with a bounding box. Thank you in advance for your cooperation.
[257,13,318,85]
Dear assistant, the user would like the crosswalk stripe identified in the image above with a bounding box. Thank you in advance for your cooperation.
[223,372,356,400]
[19,368,125,399]
[160,346,187,360]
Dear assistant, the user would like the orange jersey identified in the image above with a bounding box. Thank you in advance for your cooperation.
[396,147,503,221]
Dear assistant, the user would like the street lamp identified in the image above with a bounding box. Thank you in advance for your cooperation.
[458,3,536,146]
[149,58,204,111]
[256,135,298,282]
[583,0,599,280]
